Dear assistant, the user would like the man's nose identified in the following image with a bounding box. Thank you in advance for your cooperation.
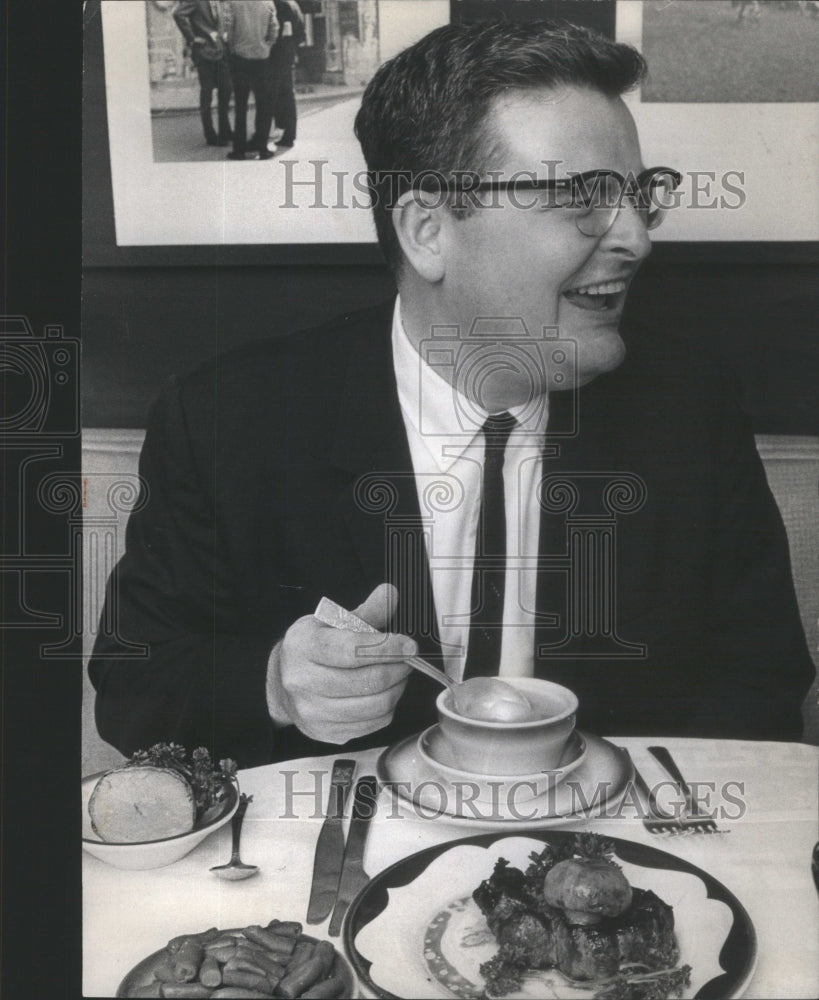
[601,202,653,261]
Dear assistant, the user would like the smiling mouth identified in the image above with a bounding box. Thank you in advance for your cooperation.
[562,279,627,313]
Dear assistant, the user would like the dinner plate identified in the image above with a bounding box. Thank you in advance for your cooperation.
[376,730,631,829]
[345,831,757,1000]
[116,930,357,998]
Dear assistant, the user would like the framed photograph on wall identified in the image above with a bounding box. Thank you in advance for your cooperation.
[616,0,819,244]
[98,0,449,252]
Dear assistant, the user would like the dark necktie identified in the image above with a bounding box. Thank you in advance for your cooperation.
[463,412,516,679]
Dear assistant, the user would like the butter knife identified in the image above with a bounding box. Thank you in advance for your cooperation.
[306,758,356,924]
[328,776,379,937]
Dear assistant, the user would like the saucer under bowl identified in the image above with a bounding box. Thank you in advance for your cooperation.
[418,724,587,805]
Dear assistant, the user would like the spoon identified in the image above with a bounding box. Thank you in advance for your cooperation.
[450,676,534,721]
[313,598,533,718]
[314,597,453,688]
[393,653,533,722]
[210,792,259,880]
[397,656,534,721]
[393,657,533,724]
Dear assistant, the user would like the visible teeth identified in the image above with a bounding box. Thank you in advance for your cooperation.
[567,280,626,296]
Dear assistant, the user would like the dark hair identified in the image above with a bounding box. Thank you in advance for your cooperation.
[354,19,647,272]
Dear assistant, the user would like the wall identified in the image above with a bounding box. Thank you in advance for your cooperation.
[82,259,819,431]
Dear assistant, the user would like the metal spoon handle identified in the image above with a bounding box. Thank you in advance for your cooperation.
[314,597,451,689]
[230,792,252,862]
[407,654,452,689]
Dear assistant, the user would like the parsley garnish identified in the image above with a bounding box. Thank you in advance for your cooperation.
[127,742,237,818]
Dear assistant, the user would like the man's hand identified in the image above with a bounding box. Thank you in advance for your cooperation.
[266,584,416,744]
[188,36,205,62]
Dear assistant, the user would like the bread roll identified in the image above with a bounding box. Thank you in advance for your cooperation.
[89,765,197,842]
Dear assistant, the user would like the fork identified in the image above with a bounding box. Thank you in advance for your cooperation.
[648,745,722,834]
[621,749,683,835]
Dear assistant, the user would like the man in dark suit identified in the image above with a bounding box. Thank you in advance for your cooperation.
[90,21,814,767]
[173,0,233,146]
[256,0,305,153]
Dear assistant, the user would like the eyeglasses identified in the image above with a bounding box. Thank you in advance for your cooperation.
[452,166,682,237]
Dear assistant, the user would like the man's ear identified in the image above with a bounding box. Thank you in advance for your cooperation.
[391,193,447,283]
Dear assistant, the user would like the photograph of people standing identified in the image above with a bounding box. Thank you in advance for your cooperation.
[148,0,382,165]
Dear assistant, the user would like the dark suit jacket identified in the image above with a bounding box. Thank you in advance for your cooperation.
[90,302,814,767]
[271,0,305,55]
[173,0,224,58]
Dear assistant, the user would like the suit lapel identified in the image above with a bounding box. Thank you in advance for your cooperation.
[534,372,630,670]
[329,312,443,665]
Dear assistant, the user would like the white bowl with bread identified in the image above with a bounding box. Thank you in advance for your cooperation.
[82,743,240,870]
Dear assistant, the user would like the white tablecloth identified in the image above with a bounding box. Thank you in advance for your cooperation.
[83,738,819,998]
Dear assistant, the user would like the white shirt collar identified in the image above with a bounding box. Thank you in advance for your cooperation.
[391,297,549,472]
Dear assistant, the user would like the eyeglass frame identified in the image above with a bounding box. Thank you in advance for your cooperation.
[446,166,683,234]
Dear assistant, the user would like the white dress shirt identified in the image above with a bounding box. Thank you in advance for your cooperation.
[391,300,550,682]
